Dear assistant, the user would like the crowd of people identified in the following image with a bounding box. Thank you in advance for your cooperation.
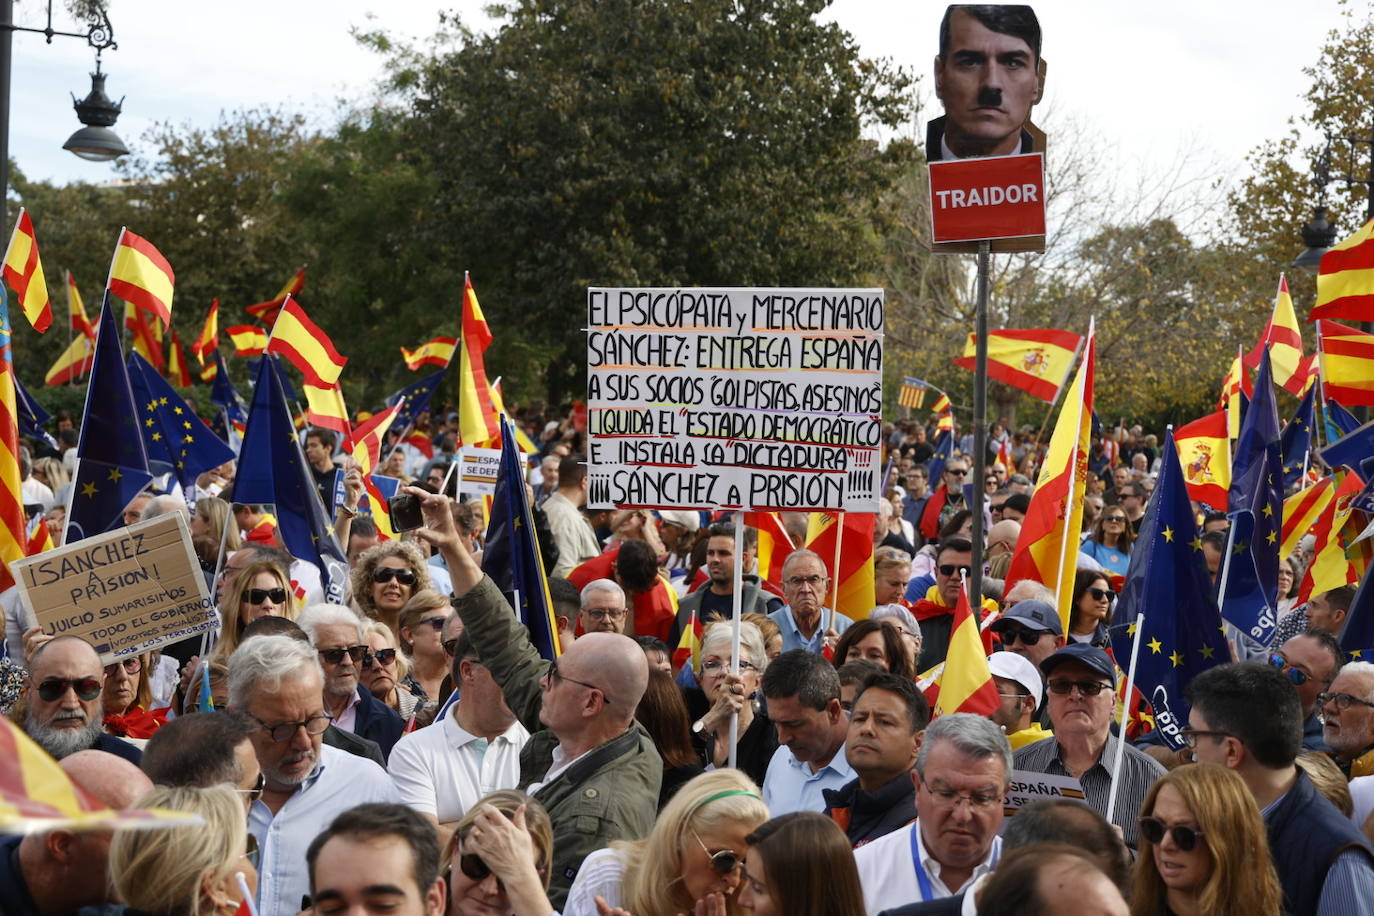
[1,395,1372,916]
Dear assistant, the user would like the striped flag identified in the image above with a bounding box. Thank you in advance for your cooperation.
[265,296,347,386]
[166,332,192,387]
[108,228,174,329]
[1281,478,1334,559]
[190,297,219,365]
[124,301,164,372]
[0,288,27,591]
[343,403,402,475]
[225,324,268,357]
[66,272,94,339]
[1319,319,1374,408]
[954,328,1082,403]
[931,393,951,414]
[2,209,52,333]
[743,511,796,586]
[804,512,876,621]
[933,579,1000,716]
[1296,472,1365,604]
[401,336,456,370]
[44,335,95,387]
[1174,412,1230,509]
[457,274,500,446]
[898,377,927,409]
[303,382,350,436]
[1243,275,1306,396]
[1311,217,1374,323]
[245,267,305,323]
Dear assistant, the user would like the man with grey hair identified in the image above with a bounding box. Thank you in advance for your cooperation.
[855,713,1011,910]
[229,633,396,915]
[770,548,853,654]
[21,635,140,763]
[298,603,403,760]
[1322,659,1374,777]
[139,493,191,523]
[578,578,628,635]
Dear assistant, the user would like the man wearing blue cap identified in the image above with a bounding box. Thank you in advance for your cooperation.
[989,598,1064,729]
[1012,644,1165,848]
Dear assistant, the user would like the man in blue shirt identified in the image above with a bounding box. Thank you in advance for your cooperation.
[761,649,853,815]
[769,549,853,654]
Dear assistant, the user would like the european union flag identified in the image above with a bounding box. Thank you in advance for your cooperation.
[232,355,349,603]
[481,416,560,660]
[1279,383,1316,489]
[12,375,56,451]
[926,429,954,483]
[126,353,235,492]
[65,295,154,543]
[387,367,446,432]
[1321,419,1374,483]
[1111,430,1228,751]
[1326,397,1363,442]
[1220,350,1283,645]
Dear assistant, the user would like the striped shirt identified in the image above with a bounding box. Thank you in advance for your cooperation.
[1013,733,1165,848]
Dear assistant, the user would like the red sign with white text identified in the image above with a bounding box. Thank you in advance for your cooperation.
[929,153,1046,244]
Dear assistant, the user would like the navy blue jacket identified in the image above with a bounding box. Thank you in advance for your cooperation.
[349,685,403,761]
[1266,767,1374,916]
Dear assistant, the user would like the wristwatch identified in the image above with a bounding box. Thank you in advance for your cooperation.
[692,718,709,736]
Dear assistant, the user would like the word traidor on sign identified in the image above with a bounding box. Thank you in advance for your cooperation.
[928,152,1047,245]
[585,287,884,514]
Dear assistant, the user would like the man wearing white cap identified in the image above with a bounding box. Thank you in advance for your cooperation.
[987,651,1052,750]
[657,510,699,573]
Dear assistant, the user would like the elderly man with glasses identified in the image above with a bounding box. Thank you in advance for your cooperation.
[769,549,854,655]
[228,633,397,915]
[1322,660,1374,779]
[298,603,404,762]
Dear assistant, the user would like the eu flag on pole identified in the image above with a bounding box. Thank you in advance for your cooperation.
[126,352,235,492]
[12,375,56,451]
[925,429,954,483]
[1326,397,1363,442]
[232,355,349,603]
[481,416,560,660]
[1280,383,1317,489]
[387,367,446,432]
[1111,430,1229,751]
[1219,350,1283,645]
[65,294,154,543]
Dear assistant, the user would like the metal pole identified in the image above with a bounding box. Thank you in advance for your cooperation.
[970,240,991,609]
[727,510,744,769]
[0,0,12,235]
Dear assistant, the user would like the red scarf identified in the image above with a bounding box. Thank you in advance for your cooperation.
[918,484,948,541]
[104,705,169,739]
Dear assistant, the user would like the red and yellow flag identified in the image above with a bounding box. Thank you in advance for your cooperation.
[1004,328,1095,633]
[108,228,174,329]
[489,380,537,453]
[303,382,350,436]
[401,336,456,371]
[931,393,951,414]
[1243,275,1305,395]
[0,290,28,591]
[1311,218,1374,323]
[44,335,94,387]
[343,403,402,475]
[953,328,1082,403]
[2,209,52,333]
[265,296,347,387]
[166,332,192,387]
[190,297,219,365]
[933,580,1000,716]
[457,274,499,446]
[1319,319,1374,408]
[125,301,164,372]
[1296,472,1365,604]
[1174,411,1230,510]
[245,267,305,323]
[1281,478,1334,560]
[225,324,268,357]
[743,511,796,587]
[804,512,875,620]
[65,272,94,340]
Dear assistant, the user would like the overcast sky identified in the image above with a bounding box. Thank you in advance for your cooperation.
[8,0,1352,212]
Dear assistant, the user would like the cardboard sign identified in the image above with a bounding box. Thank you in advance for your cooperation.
[585,287,884,513]
[12,513,217,664]
[929,153,1046,244]
[1001,769,1086,820]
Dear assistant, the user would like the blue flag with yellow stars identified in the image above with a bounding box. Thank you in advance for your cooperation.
[65,295,154,543]
[481,415,560,659]
[387,367,446,432]
[232,354,349,603]
[925,429,954,483]
[1326,397,1362,444]
[126,353,236,493]
[1279,383,1316,489]
[1111,429,1228,752]
[1220,350,1283,645]
[12,376,56,451]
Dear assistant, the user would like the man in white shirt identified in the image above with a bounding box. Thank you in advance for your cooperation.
[389,631,529,840]
[543,455,602,578]
[855,714,1010,913]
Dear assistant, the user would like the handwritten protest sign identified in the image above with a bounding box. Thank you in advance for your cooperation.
[12,513,216,664]
[585,288,884,513]
[1001,769,1086,822]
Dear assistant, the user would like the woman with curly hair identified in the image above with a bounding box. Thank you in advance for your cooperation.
[350,540,432,637]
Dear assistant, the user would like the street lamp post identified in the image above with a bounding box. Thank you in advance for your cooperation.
[0,0,124,231]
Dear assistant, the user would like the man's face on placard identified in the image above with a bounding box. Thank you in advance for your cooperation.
[935,8,1040,159]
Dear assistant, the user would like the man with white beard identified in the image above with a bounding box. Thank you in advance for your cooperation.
[21,636,141,764]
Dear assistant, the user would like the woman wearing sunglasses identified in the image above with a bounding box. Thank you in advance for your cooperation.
[351,541,433,638]
[102,653,167,740]
[398,590,455,709]
[737,812,864,916]
[209,560,297,667]
[1068,570,1113,647]
[447,790,555,916]
[361,619,421,720]
[1081,507,1136,578]
[562,769,769,916]
[110,784,259,916]
[1131,763,1283,916]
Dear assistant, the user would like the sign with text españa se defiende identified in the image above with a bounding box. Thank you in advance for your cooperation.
[586,288,883,513]
[13,513,216,664]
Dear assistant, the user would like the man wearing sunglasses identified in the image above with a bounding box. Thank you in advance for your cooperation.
[910,537,996,672]
[1185,662,1374,915]
[1013,645,1164,848]
[20,635,141,764]
[988,598,1064,670]
[299,604,404,762]
[1270,630,1342,753]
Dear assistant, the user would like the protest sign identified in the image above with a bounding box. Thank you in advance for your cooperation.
[12,513,216,664]
[1001,769,1086,822]
[585,287,884,513]
[456,447,518,497]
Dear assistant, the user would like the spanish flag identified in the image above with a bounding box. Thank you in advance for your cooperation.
[804,512,876,621]
[0,289,28,592]
[125,301,164,372]
[265,296,347,387]
[743,511,796,587]
[401,336,456,370]
[190,297,219,365]
[66,271,94,340]
[343,403,401,475]
[1281,478,1334,560]
[43,335,94,386]
[1296,472,1365,604]
[1004,327,1095,633]
[1311,217,1374,323]
[931,393,951,414]
[226,324,268,357]
[953,328,1082,403]
[936,411,953,433]
[245,267,305,323]
[1318,320,1374,408]
[2,209,52,333]
[1243,275,1306,396]
[457,274,500,446]
[1174,411,1230,510]
[490,380,538,454]
[108,228,174,329]
[304,382,350,435]
[933,579,1000,716]
[165,331,192,387]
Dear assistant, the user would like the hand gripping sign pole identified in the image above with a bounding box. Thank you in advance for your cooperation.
[728,511,745,769]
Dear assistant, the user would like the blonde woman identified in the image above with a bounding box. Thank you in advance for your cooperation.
[362,619,420,719]
[398,590,454,707]
[562,769,769,916]
[446,790,555,916]
[208,559,297,666]
[110,784,259,916]
[190,496,242,554]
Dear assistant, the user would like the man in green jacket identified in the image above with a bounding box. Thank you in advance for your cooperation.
[414,488,662,908]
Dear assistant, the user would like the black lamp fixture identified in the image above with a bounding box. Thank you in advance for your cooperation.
[1294,140,1337,270]
[62,54,126,161]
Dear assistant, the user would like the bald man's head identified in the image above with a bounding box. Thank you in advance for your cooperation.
[62,751,153,809]
[561,632,649,723]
